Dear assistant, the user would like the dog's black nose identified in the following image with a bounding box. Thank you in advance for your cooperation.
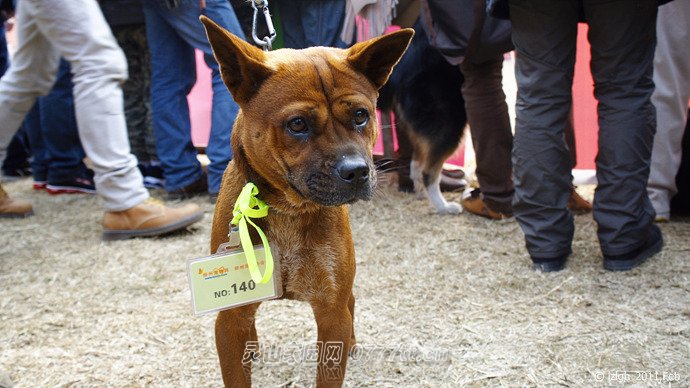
[335,156,370,184]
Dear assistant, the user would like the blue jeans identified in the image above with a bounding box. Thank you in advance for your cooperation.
[0,23,7,74]
[24,59,87,183]
[143,0,244,194]
[276,0,347,49]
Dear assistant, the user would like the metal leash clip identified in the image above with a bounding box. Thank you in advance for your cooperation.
[251,0,276,51]
[227,225,241,248]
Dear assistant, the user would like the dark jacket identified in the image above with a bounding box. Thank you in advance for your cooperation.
[100,0,145,26]
[420,0,513,65]
[487,0,676,20]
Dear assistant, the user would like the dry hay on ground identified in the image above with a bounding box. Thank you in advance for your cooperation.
[1,178,688,387]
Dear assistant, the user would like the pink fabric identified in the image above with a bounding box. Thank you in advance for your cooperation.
[189,50,212,147]
[572,24,598,169]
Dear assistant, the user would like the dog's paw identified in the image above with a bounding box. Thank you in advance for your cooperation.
[438,202,463,215]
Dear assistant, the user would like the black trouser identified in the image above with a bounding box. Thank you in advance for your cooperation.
[509,0,658,258]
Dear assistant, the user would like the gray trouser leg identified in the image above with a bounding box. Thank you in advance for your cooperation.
[19,0,149,211]
[509,0,578,259]
[647,0,690,220]
[584,0,658,255]
[509,0,658,259]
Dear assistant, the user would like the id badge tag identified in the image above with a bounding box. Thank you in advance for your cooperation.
[187,242,282,316]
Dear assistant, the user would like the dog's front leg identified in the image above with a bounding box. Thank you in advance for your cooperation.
[347,292,357,354]
[215,303,261,388]
[312,303,352,388]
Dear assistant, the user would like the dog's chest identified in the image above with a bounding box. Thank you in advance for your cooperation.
[266,218,343,305]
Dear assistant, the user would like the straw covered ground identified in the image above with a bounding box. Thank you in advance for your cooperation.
[1,177,688,387]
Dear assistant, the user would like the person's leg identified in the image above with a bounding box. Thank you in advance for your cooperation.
[0,23,32,178]
[159,0,245,195]
[30,0,204,237]
[509,0,578,265]
[0,23,7,74]
[276,0,307,49]
[201,0,244,194]
[26,0,147,211]
[564,107,577,168]
[1,126,32,179]
[671,112,690,215]
[23,103,49,187]
[143,2,203,193]
[137,26,158,165]
[0,0,60,167]
[2,0,203,236]
[114,23,163,189]
[299,0,347,48]
[39,59,93,193]
[114,24,158,164]
[460,57,514,216]
[647,0,690,221]
[0,22,34,180]
[584,0,660,259]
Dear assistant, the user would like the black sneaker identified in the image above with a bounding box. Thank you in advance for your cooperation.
[166,172,208,200]
[46,170,96,195]
[603,224,663,271]
[1,165,32,181]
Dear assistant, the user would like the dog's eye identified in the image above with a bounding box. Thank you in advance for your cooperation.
[353,109,369,128]
[287,117,308,133]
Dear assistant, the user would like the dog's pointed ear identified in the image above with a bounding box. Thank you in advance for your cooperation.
[200,15,273,104]
[346,28,414,90]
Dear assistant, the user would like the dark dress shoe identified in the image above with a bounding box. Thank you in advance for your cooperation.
[442,168,465,180]
[603,225,663,271]
[439,174,467,192]
[166,172,208,200]
[532,252,570,273]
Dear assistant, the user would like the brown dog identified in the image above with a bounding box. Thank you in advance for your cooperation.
[201,16,413,387]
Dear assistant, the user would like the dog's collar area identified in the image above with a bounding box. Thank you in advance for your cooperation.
[230,182,274,284]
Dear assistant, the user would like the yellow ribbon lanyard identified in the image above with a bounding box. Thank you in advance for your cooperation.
[231,183,274,284]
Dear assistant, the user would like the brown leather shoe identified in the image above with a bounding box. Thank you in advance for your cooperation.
[0,184,33,218]
[461,189,512,220]
[568,187,592,214]
[102,198,204,240]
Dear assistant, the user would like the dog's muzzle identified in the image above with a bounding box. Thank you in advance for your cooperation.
[304,154,375,206]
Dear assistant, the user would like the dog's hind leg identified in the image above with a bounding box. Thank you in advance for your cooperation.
[424,160,462,214]
[215,303,261,388]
